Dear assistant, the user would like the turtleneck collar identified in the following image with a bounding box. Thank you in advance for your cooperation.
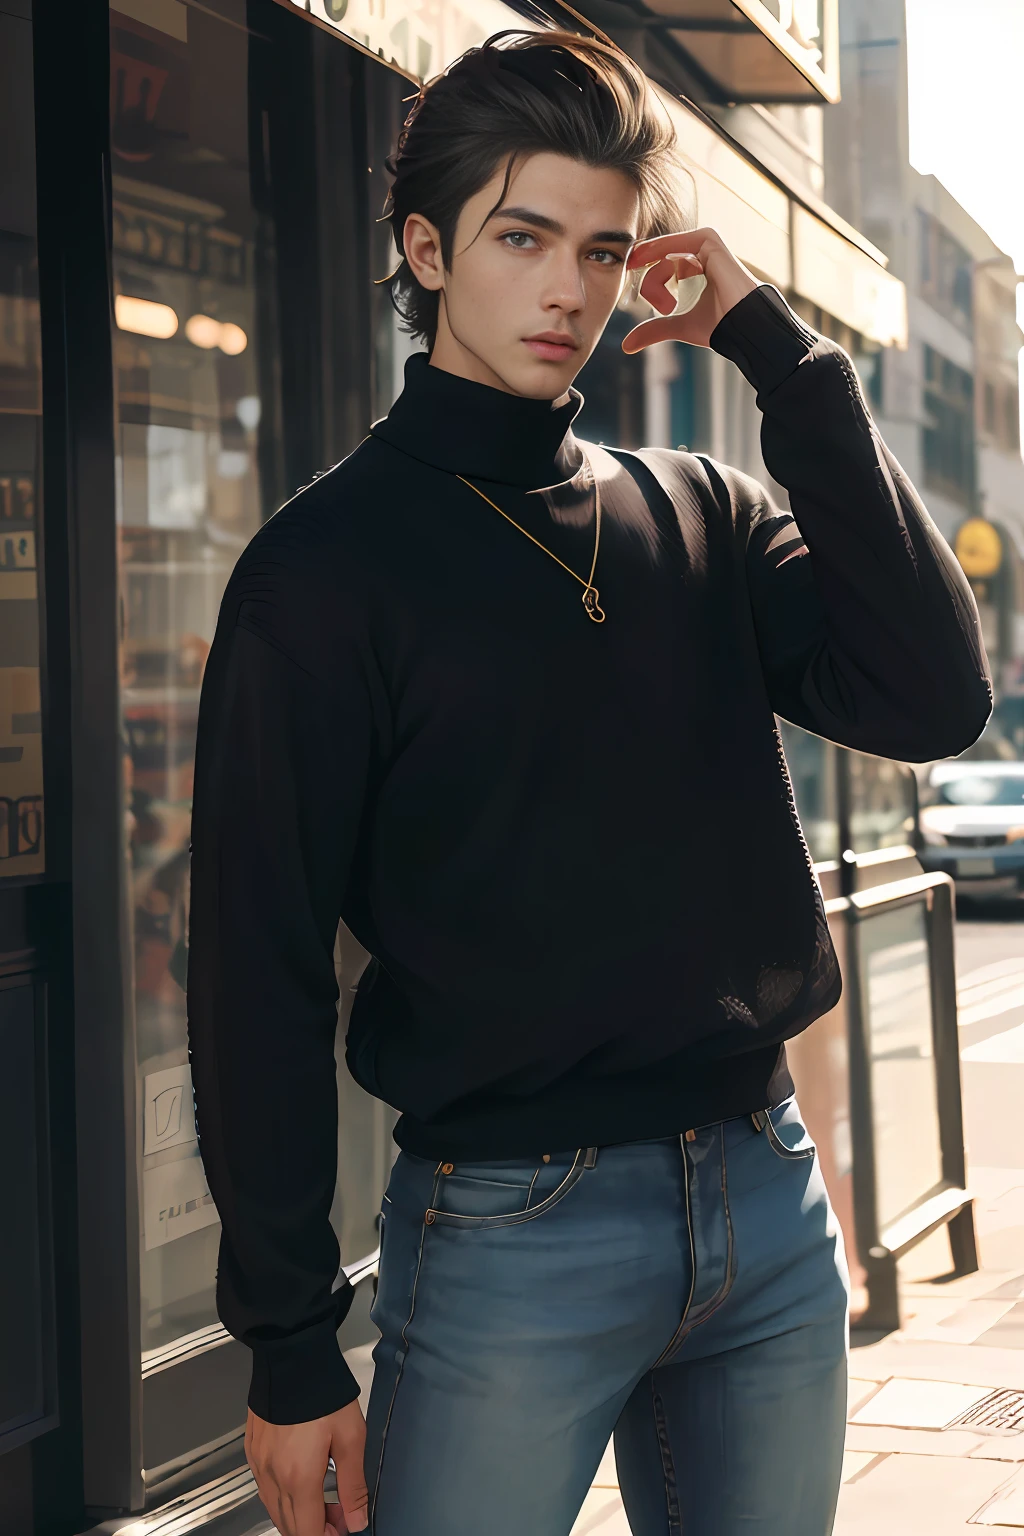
[370,352,587,491]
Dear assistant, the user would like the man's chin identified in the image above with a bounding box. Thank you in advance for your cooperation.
[499,350,583,401]
[431,326,584,398]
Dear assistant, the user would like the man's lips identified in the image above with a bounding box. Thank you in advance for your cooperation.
[524,334,578,361]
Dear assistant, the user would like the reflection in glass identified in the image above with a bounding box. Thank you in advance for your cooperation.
[0,5,45,878]
[111,0,260,1350]
[112,0,407,1355]
[859,902,944,1229]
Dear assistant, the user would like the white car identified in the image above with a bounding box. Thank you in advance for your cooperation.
[918,762,1024,900]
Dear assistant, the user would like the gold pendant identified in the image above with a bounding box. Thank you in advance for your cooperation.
[582,586,605,623]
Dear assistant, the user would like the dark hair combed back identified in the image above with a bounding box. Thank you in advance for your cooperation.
[380,30,693,349]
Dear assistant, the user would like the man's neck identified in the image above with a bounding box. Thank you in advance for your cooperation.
[371,352,585,490]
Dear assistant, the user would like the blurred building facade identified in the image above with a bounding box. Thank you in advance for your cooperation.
[822,0,1024,737]
[2,3,916,1534]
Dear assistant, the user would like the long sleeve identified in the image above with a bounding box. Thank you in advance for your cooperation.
[187,566,377,1424]
[709,284,992,761]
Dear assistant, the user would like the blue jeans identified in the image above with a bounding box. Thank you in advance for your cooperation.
[365,1096,850,1535]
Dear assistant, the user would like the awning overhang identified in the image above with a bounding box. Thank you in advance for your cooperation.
[627,0,840,104]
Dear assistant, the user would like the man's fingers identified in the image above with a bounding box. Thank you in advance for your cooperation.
[244,1410,344,1536]
[324,1503,348,1533]
[638,253,703,315]
[251,1477,286,1536]
[279,1482,330,1536]
[333,1452,369,1532]
[248,1448,327,1536]
[626,227,716,270]
[331,1401,369,1534]
[337,1484,369,1533]
[621,314,692,354]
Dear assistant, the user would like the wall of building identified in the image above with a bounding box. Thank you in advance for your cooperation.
[823,0,1024,722]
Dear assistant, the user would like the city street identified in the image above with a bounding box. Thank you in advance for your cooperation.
[566,899,1024,1536]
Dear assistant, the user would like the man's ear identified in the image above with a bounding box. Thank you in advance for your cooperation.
[403,213,445,293]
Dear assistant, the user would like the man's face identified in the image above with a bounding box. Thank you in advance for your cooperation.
[405,152,641,399]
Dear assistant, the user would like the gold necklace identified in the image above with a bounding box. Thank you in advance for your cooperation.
[455,471,605,623]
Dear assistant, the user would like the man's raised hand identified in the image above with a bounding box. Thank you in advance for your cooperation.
[621,227,759,354]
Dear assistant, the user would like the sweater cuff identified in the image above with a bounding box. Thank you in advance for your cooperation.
[710,284,820,397]
[247,1290,361,1425]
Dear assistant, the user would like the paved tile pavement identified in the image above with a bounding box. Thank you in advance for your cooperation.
[829,1174,1024,1533]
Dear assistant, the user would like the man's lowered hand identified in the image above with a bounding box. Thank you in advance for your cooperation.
[245,1399,368,1536]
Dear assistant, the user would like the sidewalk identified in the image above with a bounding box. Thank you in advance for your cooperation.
[567,1166,1024,1534]
[836,1165,1024,1533]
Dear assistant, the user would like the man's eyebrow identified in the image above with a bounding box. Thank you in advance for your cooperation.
[487,205,636,244]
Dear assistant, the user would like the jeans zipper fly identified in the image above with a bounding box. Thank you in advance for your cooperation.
[650,1134,698,1369]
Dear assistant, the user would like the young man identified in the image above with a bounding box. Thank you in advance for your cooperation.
[187,31,990,1536]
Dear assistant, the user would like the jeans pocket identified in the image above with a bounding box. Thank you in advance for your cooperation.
[436,1162,539,1220]
[762,1096,816,1161]
[429,1149,590,1230]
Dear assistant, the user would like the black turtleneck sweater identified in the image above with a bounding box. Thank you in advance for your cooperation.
[187,285,990,1423]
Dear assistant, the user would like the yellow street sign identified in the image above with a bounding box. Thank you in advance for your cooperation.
[955,518,1002,578]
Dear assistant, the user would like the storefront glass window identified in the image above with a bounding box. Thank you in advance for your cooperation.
[111,0,404,1355]
[922,344,975,507]
[0,6,45,878]
[779,722,839,865]
[111,0,260,1353]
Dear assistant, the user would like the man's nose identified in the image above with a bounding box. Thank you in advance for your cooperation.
[544,254,588,312]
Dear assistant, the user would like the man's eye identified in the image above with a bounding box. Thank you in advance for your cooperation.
[589,249,623,265]
[501,231,537,249]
